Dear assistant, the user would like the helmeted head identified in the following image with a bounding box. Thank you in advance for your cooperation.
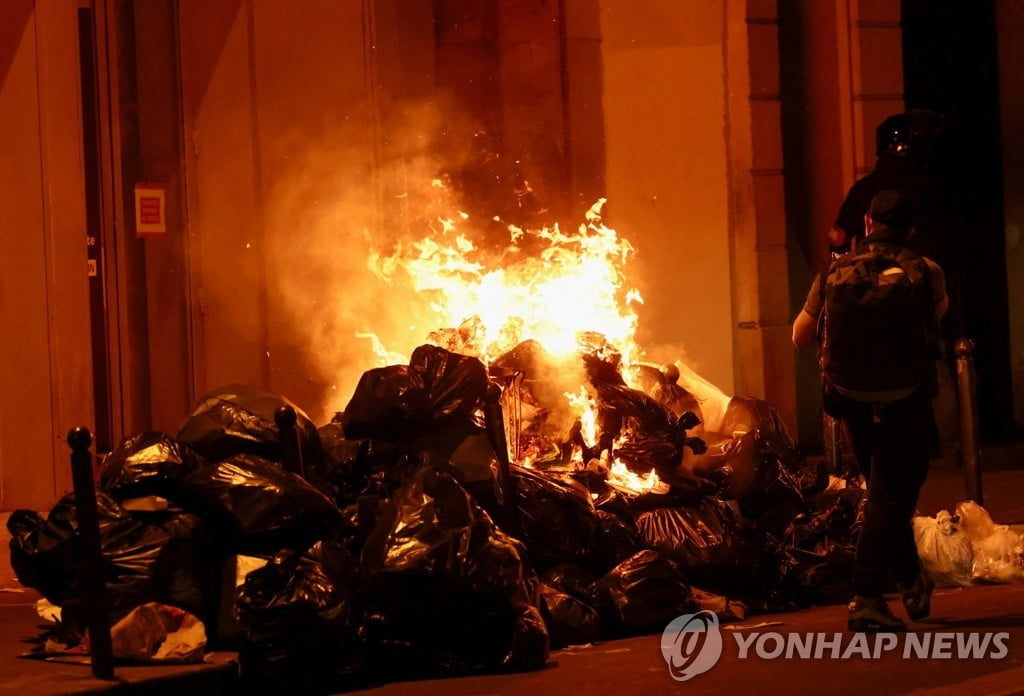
[875,113,914,158]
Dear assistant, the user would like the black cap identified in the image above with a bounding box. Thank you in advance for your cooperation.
[868,189,913,232]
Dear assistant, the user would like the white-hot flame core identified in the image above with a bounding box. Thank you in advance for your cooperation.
[566,387,599,447]
[366,197,642,366]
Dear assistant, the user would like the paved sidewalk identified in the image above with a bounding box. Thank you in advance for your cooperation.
[353,584,1024,696]
[0,601,237,696]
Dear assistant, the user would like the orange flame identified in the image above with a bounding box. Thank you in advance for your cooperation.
[366,198,643,366]
[362,191,675,495]
[608,457,669,495]
[566,387,599,447]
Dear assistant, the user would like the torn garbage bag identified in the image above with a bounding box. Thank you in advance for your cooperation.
[360,466,548,676]
[109,602,207,663]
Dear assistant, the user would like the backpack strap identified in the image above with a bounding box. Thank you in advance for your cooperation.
[814,266,829,346]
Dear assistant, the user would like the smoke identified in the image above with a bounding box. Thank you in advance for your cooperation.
[261,100,515,422]
[258,100,699,426]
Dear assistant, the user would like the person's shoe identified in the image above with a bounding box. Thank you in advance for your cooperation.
[847,596,907,633]
[900,570,935,621]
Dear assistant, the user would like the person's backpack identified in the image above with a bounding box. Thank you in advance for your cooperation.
[818,242,937,397]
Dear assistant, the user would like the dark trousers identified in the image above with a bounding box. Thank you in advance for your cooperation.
[837,392,934,598]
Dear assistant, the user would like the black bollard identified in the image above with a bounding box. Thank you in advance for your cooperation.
[483,382,519,533]
[67,427,115,680]
[274,404,305,478]
[955,339,984,505]
[822,413,843,476]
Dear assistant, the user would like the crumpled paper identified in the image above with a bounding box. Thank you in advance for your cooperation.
[109,602,207,662]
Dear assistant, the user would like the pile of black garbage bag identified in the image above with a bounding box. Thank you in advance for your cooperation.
[7,343,865,693]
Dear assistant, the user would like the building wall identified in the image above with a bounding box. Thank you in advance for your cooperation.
[177,0,372,422]
[0,1,92,510]
[597,0,737,397]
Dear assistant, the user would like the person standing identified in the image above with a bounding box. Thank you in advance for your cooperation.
[826,112,961,470]
[793,190,948,632]
[828,112,941,259]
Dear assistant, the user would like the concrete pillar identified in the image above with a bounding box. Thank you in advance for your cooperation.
[726,0,798,432]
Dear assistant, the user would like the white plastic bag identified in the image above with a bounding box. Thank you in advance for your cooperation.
[955,501,1024,584]
[913,510,974,587]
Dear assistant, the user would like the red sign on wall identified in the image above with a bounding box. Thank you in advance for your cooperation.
[134,183,166,236]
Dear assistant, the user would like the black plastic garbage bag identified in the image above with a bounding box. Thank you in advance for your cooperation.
[599,550,697,635]
[339,365,422,443]
[803,486,867,544]
[582,354,705,474]
[236,541,362,694]
[512,465,599,570]
[780,485,865,607]
[98,432,209,500]
[635,502,735,568]
[592,510,642,575]
[541,564,616,628]
[177,454,342,554]
[538,584,603,647]
[177,384,324,474]
[344,345,488,443]
[8,493,216,628]
[785,540,856,607]
[316,423,375,505]
[587,483,636,522]
[360,466,548,676]
[635,501,778,599]
[717,398,826,517]
[410,343,490,423]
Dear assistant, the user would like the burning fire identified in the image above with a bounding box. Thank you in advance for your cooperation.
[366,196,642,366]
[362,189,676,495]
[566,387,599,448]
[608,458,669,496]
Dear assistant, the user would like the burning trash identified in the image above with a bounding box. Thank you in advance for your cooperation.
[7,198,869,690]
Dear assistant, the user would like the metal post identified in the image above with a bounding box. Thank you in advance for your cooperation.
[274,405,305,478]
[67,427,115,680]
[823,413,843,476]
[483,382,519,533]
[955,339,984,505]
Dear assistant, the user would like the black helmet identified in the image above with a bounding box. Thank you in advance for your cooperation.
[875,110,947,162]
[875,113,914,157]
